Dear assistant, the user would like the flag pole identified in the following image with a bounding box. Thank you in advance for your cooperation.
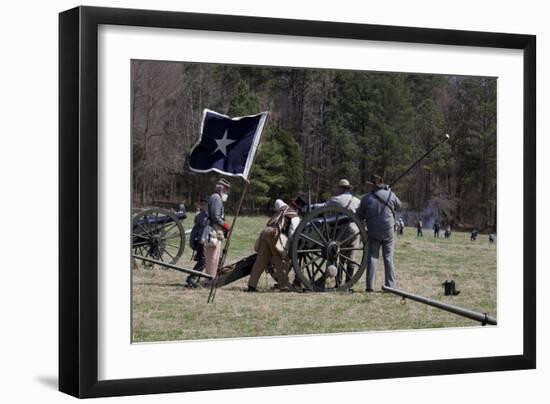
[219,180,250,269]
[207,112,269,304]
[207,179,249,303]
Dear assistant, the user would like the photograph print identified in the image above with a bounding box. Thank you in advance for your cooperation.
[131,59,497,343]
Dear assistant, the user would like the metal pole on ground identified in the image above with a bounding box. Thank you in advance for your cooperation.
[382,285,497,326]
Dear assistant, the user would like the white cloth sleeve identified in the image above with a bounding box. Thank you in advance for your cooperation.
[288,217,300,239]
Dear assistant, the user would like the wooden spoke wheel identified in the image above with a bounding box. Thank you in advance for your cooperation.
[289,205,368,291]
[132,208,185,265]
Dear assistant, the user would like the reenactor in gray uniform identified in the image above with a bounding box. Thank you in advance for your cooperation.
[325,178,361,282]
[203,178,231,282]
[325,179,361,283]
[356,174,401,292]
[325,179,361,212]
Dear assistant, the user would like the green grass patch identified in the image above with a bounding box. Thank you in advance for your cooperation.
[132,218,497,342]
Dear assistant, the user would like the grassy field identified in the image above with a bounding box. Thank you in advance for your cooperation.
[132,216,497,342]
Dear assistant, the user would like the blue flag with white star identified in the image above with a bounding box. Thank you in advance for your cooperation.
[189,109,268,179]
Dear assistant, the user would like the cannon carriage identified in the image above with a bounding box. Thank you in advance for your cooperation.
[215,204,369,291]
[132,207,188,265]
[288,205,368,291]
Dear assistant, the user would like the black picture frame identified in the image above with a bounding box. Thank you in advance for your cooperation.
[59,5,536,398]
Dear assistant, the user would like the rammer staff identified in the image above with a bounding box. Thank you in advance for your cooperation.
[389,133,450,188]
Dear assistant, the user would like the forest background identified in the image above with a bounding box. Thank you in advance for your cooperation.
[132,60,497,230]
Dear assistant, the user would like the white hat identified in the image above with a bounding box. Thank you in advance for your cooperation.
[338,179,352,189]
[274,199,288,211]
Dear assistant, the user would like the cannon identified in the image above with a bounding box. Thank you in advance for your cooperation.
[200,204,368,291]
[207,205,368,291]
[132,207,187,265]
[289,205,368,291]
[207,204,369,292]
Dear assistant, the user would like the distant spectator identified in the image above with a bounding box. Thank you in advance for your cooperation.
[433,221,440,238]
[444,225,451,239]
[416,220,423,237]
[471,228,478,241]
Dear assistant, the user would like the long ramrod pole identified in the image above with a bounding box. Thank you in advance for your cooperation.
[389,133,450,188]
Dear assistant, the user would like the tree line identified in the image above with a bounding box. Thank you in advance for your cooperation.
[132,60,496,230]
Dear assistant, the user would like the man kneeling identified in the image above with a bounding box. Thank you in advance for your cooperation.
[247,199,300,292]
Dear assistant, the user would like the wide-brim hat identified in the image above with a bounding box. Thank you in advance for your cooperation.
[366,174,385,188]
[217,178,231,189]
[337,178,352,189]
[289,196,307,210]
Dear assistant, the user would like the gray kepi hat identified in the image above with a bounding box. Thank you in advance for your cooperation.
[216,178,231,189]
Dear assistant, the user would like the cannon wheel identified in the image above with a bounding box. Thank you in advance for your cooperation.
[132,208,185,265]
[289,205,368,291]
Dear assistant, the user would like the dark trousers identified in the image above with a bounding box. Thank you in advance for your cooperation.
[186,243,206,284]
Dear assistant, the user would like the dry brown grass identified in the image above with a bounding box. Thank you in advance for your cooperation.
[132,217,497,342]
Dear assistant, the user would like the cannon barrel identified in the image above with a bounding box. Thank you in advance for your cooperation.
[305,213,351,229]
[133,210,186,232]
[381,285,497,326]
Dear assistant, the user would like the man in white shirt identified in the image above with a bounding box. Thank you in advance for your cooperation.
[247,199,300,292]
